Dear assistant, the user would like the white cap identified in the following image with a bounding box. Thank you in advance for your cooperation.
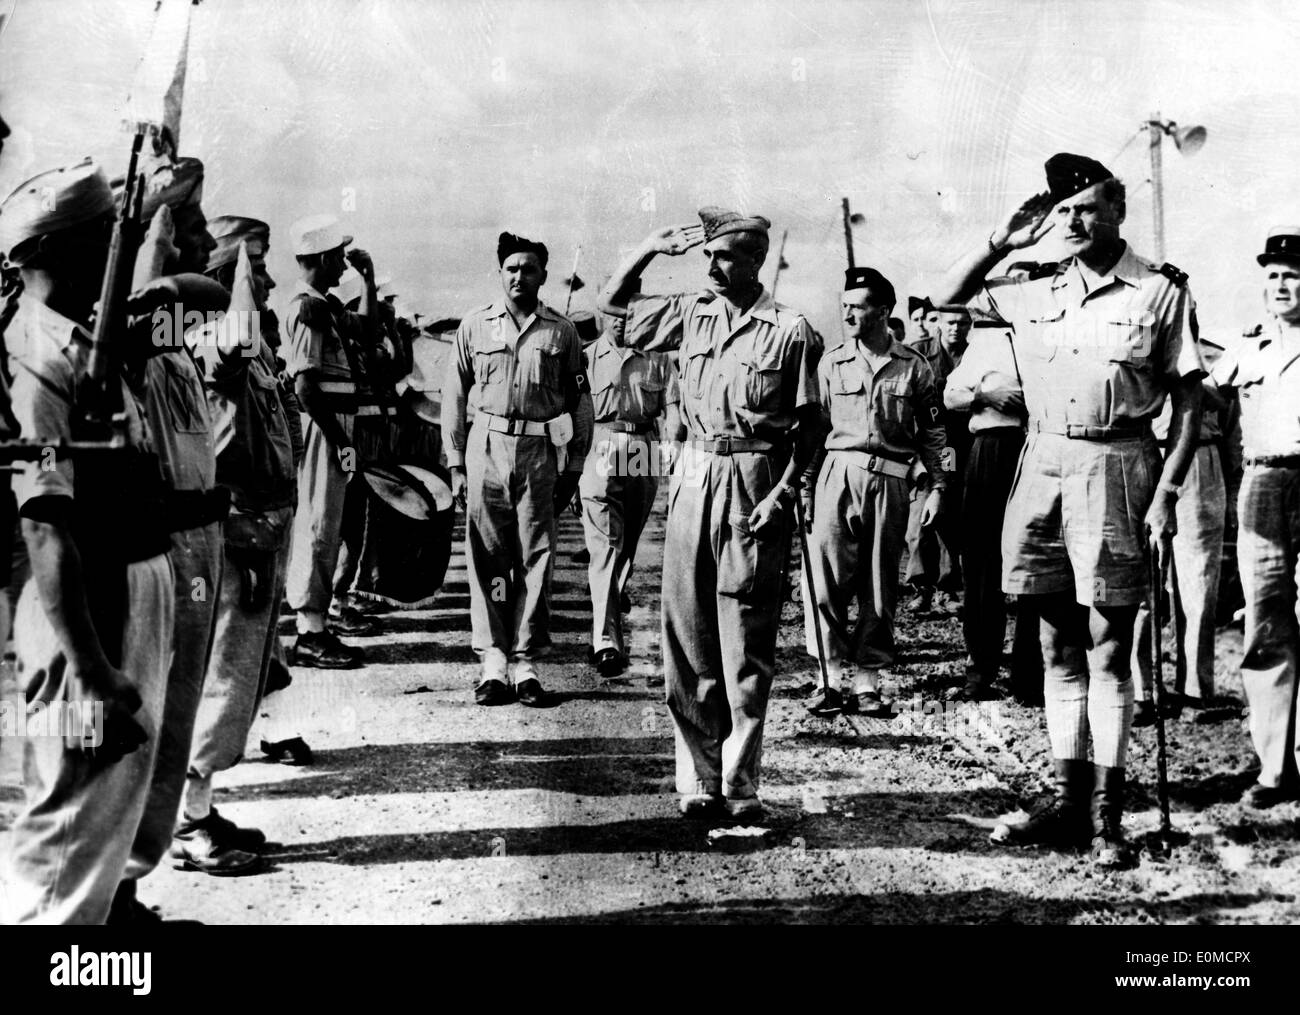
[289,213,352,257]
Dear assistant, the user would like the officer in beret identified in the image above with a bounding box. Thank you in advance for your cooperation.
[1206,227,1300,807]
[0,159,174,923]
[282,214,379,668]
[442,232,593,706]
[934,152,1205,868]
[598,207,820,819]
[805,267,947,717]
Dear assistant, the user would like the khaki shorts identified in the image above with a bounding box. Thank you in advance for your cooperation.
[1002,433,1159,606]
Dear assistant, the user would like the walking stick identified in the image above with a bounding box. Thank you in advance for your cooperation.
[794,489,832,700]
[1145,543,1189,856]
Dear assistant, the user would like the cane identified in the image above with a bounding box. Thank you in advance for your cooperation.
[1145,542,1189,856]
[793,488,833,701]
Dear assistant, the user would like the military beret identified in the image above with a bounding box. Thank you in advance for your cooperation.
[207,215,270,272]
[1257,226,1300,267]
[698,206,770,242]
[497,231,548,268]
[907,296,932,316]
[844,267,895,306]
[1045,153,1114,204]
[0,157,115,259]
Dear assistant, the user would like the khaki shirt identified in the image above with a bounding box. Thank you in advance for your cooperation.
[143,345,217,493]
[971,244,1204,430]
[622,287,818,442]
[1210,318,1300,458]
[585,332,679,427]
[7,299,150,510]
[817,338,949,485]
[282,280,361,412]
[442,300,589,469]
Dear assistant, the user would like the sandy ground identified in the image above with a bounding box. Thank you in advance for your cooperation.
[3,490,1299,925]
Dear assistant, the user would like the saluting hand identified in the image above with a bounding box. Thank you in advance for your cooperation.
[990,191,1057,251]
[346,248,375,280]
[646,223,706,257]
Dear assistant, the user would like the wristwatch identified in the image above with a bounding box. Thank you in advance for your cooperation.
[774,484,797,506]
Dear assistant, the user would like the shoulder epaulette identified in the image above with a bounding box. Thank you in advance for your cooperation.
[1200,336,1226,352]
[1242,322,1263,338]
[291,292,333,330]
[1027,261,1061,280]
[1159,262,1189,287]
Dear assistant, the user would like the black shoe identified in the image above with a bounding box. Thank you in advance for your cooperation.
[1132,699,1157,728]
[950,678,999,702]
[171,817,263,876]
[514,678,551,708]
[327,605,381,637]
[260,737,313,766]
[906,589,933,613]
[620,592,632,613]
[264,654,293,694]
[806,686,843,717]
[106,880,161,925]
[992,759,1093,849]
[1243,782,1296,809]
[205,807,267,851]
[572,547,591,564]
[1090,764,1134,869]
[594,648,626,678]
[291,630,363,669]
[475,679,514,706]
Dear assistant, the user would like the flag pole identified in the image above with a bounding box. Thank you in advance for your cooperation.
[564,245,582,315]
[771,229,788,302]
[841,197,855,269]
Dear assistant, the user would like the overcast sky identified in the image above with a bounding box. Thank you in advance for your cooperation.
[2,0,1299,342]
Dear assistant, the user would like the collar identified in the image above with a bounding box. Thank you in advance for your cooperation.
[592,334,643,362]
[13,298,88,354]
[485,300,558,322]
[694,287,779,325]
[1056,242,1143,294]
[293,279,330,302]
[828,337,909,363]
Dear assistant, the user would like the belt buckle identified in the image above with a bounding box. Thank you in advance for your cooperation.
[715,436,732,456]
[866,455,879,472]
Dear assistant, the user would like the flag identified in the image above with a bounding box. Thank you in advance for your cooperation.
[564,273,585,292]
[123,0,198,154]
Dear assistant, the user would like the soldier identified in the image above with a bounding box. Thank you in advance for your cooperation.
[907,296,932,345]
[0,159,172,923]
[598,207,820,819]
[442,232,592,706]
[173,218,298,872]
[283,215,378,668]
[1207,227,1300,807]
[804,268,946,718]
[579,312,682,677]
[943,323,1044,702]
[935,153,1204,867]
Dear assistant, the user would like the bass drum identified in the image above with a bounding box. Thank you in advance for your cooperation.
[355,460,455,608]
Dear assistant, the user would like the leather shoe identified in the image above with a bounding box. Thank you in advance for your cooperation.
[260,737,313,766]
[327,605,381,637]
[171,822,262,876]
[1244,782,1296,809]
[291,630,363,669]
[514,678,550,708]
[805,686,843,717]
[679,793,723,818]
[205,807,267,851]
[594,648,626,678]
[475,679,514,706]
[725,797,764,821]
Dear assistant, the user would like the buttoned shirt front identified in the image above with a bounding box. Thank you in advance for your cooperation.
[622,287,817,443]
[971,243,1204,430]
[1211,318,1300,458]
[585,332,679,427]
[817,338,948,483]
[943,330,1026,432]
[442,299,584,468]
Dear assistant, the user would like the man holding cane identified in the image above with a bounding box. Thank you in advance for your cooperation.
[933,153,1204,867]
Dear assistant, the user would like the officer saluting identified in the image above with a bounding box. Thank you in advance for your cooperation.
[442,232,592,707]
[598,207,820,820]
[934,153,1204,868]
[805,267,947,717]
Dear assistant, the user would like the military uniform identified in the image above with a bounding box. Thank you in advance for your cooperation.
[441,299,591,678]
[808,336,946,683]
[1210,304,1300,795]
[621,285,817,803]
[579,329,680,669]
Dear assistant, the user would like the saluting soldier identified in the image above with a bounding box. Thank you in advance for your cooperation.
[442,232,593,707]
[0,160,173,924]
[1207,227,1300,807]
[935,153,1204,868]
[598,207,820,820]
[579,312,683,677]
[805,267,947,718]
[282,215,377,668]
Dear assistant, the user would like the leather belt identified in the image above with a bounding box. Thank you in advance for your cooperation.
[598,419,656,435]
[1245,454,1300,469]
[831,448,912,478]
[689,437,774,456]
[1030,420,1150,442]
[1158,437,1219,449]
[354,405,387,417]
[482,412,547,437]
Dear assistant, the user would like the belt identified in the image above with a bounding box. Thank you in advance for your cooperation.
[597,419,656,435]
[354,405,387,417]
[1030,420,1150,441]
[689,437,774,456]
[482,412,547,437]
[1157,437,1219,449]
[1245,454,1300,469]
[832,448,912,478]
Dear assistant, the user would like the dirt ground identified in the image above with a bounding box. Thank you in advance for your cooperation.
[3,491,1299,925]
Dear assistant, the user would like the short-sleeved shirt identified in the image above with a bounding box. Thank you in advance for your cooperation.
[970,244,1205,430]
[1151,337,1224,443]
[7,299,150,510]
[1210,318,1300,458]
[585,332,679,427]
[622,287,817,443]
[943,329,1026,432]
[441,300,584,468]
[816,338,948,484]
[282,280,361,413]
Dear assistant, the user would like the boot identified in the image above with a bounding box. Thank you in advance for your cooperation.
[1090,764,1133,869]
[992,758,1093,849]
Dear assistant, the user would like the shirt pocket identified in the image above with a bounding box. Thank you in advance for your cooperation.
[683,346,711,400]
[471,333,512,388]
[1102,309,1157,364]
[743,348,785,415]
[527,342,563,391]
[1027,310,1067,362]
[161,355,210,434]
[637,376,666,416]
[877,378,915,427]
